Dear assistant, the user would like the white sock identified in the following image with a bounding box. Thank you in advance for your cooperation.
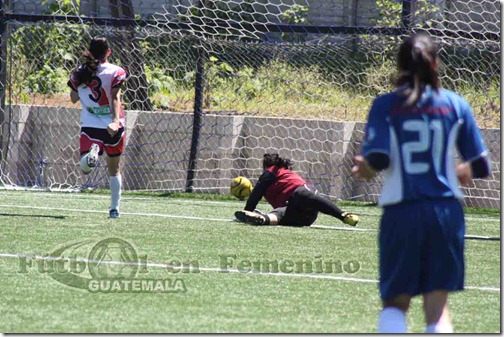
[425,323,453,333]
[378,307,407,333]
[80,155,92,173]
[110,175,122,211]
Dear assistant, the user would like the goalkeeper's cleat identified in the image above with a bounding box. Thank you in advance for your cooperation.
[109,209,120,219]
[342,212,359,226]
[235,210,266,225]
[87,143,100,168]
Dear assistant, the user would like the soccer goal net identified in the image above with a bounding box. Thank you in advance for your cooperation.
[0,0,500,208]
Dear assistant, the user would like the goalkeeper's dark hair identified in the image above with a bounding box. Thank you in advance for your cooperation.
[263,153,293,170]
[73,37,109,85]
[395,32,440,106]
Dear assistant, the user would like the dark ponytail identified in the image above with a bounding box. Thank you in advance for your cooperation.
[395,32,440,106]
[263,153,293,170]
[73,37,109,85]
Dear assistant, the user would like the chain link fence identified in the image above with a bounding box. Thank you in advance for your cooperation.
[0,0,500,207]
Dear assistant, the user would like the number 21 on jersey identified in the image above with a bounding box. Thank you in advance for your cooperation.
[401,119,444,175]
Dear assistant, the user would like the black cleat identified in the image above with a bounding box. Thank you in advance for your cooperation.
[109,209,120,219]
[234,210,266,225]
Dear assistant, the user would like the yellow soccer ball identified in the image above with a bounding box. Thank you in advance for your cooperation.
[230,176,253,199]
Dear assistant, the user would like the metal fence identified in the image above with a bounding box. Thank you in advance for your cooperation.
[0,0,500,207]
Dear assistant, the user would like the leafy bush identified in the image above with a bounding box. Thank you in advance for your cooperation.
[4,0,499,128]
[7,0,84,100]
[364,60,396,95]
[144,65,176,109]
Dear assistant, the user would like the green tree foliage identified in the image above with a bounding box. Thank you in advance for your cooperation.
[8,0,85,100]
[42,0,80,15]
[279,4,309,43]
[367,0,440,61]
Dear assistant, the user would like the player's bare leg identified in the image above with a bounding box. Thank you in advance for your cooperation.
[378,294,411,333]
[423,291,452,333]
[266,213,278,224]
[107,155,122,219]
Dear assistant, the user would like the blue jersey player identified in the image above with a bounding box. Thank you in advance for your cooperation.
[352,32,491,333]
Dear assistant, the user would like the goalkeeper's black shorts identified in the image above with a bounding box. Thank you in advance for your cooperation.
[270,185,319,227]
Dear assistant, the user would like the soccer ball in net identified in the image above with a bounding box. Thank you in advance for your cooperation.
[230,176,253,199]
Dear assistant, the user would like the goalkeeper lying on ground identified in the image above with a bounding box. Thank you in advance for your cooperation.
[235,153,359,227]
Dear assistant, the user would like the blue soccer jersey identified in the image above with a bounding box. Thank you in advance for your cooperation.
[362,86,488,206]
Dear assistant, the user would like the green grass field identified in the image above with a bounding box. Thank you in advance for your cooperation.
[0,190,500,333]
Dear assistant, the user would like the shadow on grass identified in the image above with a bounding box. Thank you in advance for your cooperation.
[0,213,67,219]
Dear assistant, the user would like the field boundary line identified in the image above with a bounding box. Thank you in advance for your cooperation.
[0,204,368,232]
[0,192,499,222]
[0,252,499,292]
[0,204,498,238]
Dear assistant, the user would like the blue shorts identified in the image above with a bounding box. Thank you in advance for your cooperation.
[379,198,465,301]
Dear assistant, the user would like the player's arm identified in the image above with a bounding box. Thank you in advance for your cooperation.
[456,100,491,185]
[67,72,79,103]
[108,68,127,136]
[244,170,275,211]
[353,98,390,181]
[70,90,79,103]
[353,153,389,180]
[456,157,490,186]
[107,86,122,136]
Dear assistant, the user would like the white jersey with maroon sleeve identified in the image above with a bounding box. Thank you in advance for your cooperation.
[68,62,127,129]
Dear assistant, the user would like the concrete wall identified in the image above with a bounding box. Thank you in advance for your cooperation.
[8,0,499,34]
[0,105,500,208]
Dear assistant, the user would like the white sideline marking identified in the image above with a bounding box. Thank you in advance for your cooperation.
[464,235,500,241]
[0,252,499,292]
[0,204,231,222]
[0,204,498,238]
[0,204,369,232]
[465,286,501,292]
[311,225,373,232]
[0,191,499,222]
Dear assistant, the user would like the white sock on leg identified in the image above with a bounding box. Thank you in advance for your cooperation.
[80,155,92,174]
[110,174,122,211]
[378,307,407,333]
[425,322,453,333]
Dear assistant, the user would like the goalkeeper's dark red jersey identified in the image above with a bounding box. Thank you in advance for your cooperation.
[245,165,307,211]
[264,166,307,208]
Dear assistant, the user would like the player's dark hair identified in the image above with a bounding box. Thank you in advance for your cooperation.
[263,153,293,170]
[395,32,440,106]
[73,37,109,85]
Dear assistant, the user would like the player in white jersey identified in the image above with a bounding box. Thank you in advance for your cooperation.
[68,37,127,219]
